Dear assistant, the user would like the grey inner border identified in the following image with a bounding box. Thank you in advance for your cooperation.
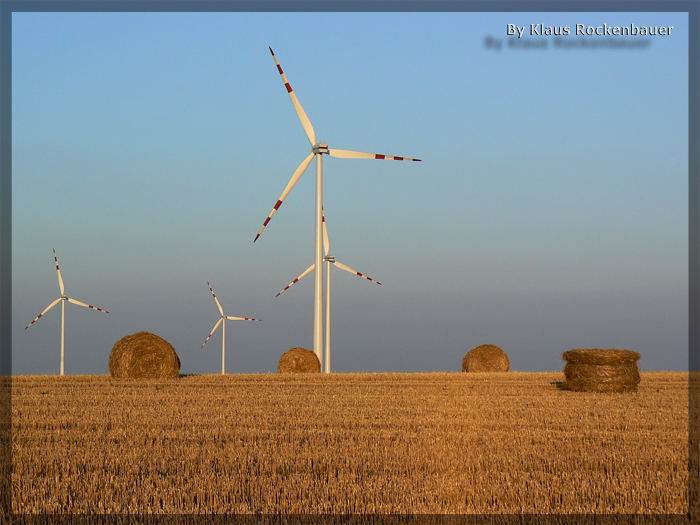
[0,0,696,520]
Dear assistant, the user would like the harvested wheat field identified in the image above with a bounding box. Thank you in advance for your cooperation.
[11,372,690,515]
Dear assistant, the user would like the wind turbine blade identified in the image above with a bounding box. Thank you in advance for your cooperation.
[253,153,314,242]
[201,318,223,349]
[52,249,65,295]
[67,297,110,314]
[226,316,261,321]
[332,260,382,285]
[269,47,316,145]
[25,297,62,329]
[322,208,330,257]
[275,264,315,297]
[207,282,224,315]
[328,148,421,162]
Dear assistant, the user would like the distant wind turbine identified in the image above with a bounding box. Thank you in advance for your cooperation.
[201,282,260,375]
[253,47,420,363]
[275,209,381,373]
[25,249,110,375]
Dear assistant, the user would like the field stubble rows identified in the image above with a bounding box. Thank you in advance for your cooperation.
[11,372,689,514]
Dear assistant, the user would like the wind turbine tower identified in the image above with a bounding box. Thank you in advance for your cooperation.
[201,282,260,374]
[25,249,110,375]
[254,47,420,362]
[275,210,382,373]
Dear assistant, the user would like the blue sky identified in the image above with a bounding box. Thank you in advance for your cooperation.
[12,11,688,374]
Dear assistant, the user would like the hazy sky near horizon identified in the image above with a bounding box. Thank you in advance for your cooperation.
[12,11,688,374]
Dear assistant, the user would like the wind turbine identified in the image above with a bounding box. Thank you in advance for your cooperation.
[25,249,110,375]
[275,210,382,373]
[254,47,420,362]
[201,282,260,375]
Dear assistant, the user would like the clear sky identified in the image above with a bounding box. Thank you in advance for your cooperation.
[12,11,688,374]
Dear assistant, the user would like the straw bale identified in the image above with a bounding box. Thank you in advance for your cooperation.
[109,331,180,379]
[562,348,640,392]
[462,344,509,372]
[278,347,320,373]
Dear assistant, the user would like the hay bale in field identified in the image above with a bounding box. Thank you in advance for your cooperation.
[562,348,640,393]
[278,347,320,373]
[462,344,509,372]
[109,331,180,379]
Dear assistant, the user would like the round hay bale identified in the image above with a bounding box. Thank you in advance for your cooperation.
[462,344,509,372]
[109,331,180,379]
[278,347,320,373]
[562,348,640,393]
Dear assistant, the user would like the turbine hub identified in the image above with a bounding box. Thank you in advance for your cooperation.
[324,255,335,263]
[312,143,329,154]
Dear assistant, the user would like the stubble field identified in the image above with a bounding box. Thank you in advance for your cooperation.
[11,372,689,514]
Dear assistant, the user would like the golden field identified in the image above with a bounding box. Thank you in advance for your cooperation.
[11,372,690,514]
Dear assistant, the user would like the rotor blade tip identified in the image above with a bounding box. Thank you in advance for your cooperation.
[269,46,274,54]
[253,234,260,243]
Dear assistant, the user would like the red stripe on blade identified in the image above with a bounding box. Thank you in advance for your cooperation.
[375,154,385,160]
[285,83,293,93]
[273,200,283,210]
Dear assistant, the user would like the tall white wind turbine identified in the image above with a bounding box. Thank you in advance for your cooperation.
[25,249,110,375]
[275,210,382,373]
[201,282,260,375]
[254,47,420,362]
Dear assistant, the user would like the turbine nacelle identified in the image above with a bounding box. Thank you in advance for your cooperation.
[312,143,329,154]
[323,255,336,263]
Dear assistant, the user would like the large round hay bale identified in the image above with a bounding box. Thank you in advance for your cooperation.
[562,348,640,392]
[109,331,180,379]
[278,347,320,373]
[462,344,509,372]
